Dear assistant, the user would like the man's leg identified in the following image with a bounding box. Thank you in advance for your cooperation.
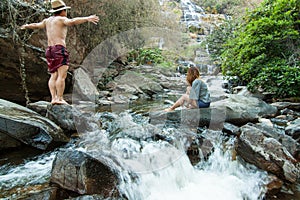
[55,65,69,104]
[48,72,58,104]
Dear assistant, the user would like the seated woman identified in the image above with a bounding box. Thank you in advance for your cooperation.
[164,66,211,111]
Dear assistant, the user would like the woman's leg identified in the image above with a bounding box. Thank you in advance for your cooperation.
[165,94,189,111]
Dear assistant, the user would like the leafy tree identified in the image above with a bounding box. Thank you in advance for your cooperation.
[195,0,242,14]
[68,0,179,54]
[220,0,300,98]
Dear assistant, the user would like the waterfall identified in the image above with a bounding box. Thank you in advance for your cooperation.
[179,0,223,75]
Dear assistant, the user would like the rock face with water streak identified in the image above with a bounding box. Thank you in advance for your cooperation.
[50,149,119,197]
[0,99,69,150]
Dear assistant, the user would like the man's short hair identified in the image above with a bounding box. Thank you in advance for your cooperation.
[54,9,66,15]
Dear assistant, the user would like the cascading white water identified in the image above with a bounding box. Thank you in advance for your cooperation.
[0,111,268,199]
[0,152,56,199]
[116,133,267,200]
[76,111,268,200]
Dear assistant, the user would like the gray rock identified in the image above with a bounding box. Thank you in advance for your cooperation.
[271,102,300,111]
[212,95,278,126]
[73,68,99,102]
[50,149,119,197]
[27,101,51,117]
[46,104,100,134]
[0,99,68,150]
[0,132,22,150]
[113,71,164,99]
[222,122,240,136]
[285,118,300,142]
[236,124,299,183]
[252,123,299,160]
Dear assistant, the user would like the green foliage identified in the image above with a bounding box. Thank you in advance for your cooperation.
[218,0,300,98]
[197,0,242,14]
[128,48,164,65]
[248,61,300,97]
[206,20,237,65]
[68,0,179,55]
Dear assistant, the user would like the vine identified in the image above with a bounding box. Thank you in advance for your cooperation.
[3,0,48,105]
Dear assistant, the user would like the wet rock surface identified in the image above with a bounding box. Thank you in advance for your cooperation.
[0,99,68,150]
[50,149,119,197]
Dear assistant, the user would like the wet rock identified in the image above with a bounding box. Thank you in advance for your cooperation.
[222,122,240,136]
[0,99,68,150]
[236,124,299,183]
[271,102,300,112]
[73,68,100,103]
[50,149,119,197]
[18,186,58,200]
[27,101,51,117]
[187,136,214,165]
[0,132,22,150]
[46,104,100,134]
[149,108,216,129]
[212,95,278,126]
[285,118,300,142]
[266,175,284,196]
[251,123,299,158]
[270,118,288,127]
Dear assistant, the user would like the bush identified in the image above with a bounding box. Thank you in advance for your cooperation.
[248,61,300,97]
[196,0,242,14]
[219,0,300,98]
[128,48,164,65]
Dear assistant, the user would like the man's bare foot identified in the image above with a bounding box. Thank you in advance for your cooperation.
[52,99,69,105]
[164,107,174,112]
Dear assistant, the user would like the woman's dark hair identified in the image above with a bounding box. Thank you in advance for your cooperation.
[186,66,200,86]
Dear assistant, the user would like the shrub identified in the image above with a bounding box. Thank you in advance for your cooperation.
[219,0,300,98]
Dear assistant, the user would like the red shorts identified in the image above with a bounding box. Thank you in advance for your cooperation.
[45,45,69,73]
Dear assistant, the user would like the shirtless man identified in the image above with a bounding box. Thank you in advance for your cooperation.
[20,0,99,104]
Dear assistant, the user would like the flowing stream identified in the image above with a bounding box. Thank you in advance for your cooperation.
[0,105,269,199]
[0,1,278,199]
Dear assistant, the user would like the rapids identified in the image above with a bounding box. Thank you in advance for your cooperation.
[0,108,268,200]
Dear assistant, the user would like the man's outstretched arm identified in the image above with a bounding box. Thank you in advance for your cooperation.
[63,15,99,26]
[20,19,46,30]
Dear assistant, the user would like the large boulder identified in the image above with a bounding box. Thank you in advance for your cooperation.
[50,149,119,197]
[72,67,100,103]
[0,99,68,150]
[46,104,100,134]
[236,123,300,183]
[108,71,164,103]
[212,94,278,126]
[150,95,277,129]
